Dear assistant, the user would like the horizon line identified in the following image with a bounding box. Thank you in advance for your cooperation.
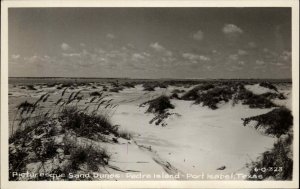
[8,76,292,80]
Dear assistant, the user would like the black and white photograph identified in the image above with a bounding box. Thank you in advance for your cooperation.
[1,0,299,188]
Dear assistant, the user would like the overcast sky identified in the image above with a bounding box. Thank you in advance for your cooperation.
[9,8,291,79]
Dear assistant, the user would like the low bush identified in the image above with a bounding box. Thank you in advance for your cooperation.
[247,134,293,180]
[90,91,102,96]
[61,83,74,88]
[181,84,215,100]
[59,106,119,139]
[109,86,124,93]
[236,89,277,108]
[118,130,132,140]
[27,85,37,90]
[67,144,110,172]
[259,81,278,92]
[170,92,180,99]
[142,83,155,91]
[171,89,185,94]
[242,107,293,137]
[194,86,234,109]
[123,82,135,88]
[141,95,174,114]
[260,92,286,100]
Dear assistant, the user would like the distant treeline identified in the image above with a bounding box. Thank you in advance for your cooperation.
[9,77,292,85]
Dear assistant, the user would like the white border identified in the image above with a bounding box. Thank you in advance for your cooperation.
[1,0,299,188]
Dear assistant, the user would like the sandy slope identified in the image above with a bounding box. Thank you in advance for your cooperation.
[108,86,286,180]
[8,83,291,180]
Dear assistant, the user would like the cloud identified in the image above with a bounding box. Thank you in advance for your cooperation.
[193,30,204,41]
[106,33,115,39]
[150,42,165,52]
[182,53,210,63]
[222,24,243,35]
[61,43,71,51]
[150,42,173,57]
[131,53,145,61]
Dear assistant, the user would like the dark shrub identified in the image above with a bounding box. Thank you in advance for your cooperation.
[259,82,278,92]
[142,83,155,91]
[109,86,124,93]
[27,85,37,90]
[68,145,109,171]
[157,82,168,88]
[170,93,180,99]
[260,92,286,100]
[61,83,73,88]
[194,86,234,109]
[9,148,28,180]
[236,89,277,108]
[90,91,102,96]
[46,83,57,87]
[59,106,118,138]
[248,135,293,180]
[102,86,108,91]
[242,107,293,137]
[171,89,185,94]
[123,82,135,88]
[141,95,174,114]
[181,84,215,100]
